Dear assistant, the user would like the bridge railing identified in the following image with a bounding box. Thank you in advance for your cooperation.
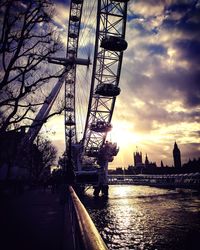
[68,186,108,250]
[107,173,200,189]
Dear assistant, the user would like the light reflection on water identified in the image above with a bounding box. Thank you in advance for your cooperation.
[82,185,200,250]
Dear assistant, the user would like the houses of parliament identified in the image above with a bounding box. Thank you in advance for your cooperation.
[112,142,200,175]
[134,141,181,169]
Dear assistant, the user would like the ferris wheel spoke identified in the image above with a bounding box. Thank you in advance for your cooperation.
[65,0,128,176]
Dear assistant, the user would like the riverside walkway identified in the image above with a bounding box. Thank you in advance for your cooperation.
[0,187,74,250]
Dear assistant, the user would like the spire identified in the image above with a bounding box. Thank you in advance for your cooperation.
[145,154,149,166]
[133,148,143,166]
[173,141,181,168]
[174,141,178,149]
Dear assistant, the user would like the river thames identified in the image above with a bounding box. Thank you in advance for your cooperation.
[82,185,200,250]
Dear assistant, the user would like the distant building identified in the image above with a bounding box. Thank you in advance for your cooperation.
[173,142,181,168]
[145,154,149,166]
[133,151,143,167]
[115,167,124,175]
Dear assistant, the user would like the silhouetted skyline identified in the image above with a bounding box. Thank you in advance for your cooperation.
[39,0,200,168]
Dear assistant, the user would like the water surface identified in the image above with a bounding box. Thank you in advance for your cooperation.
[82,185,200,250]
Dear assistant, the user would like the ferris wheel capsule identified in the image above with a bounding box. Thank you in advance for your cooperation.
[95,83,121,97]
[85,147,99,157]
[101,141,119,156]
[66,93,74,98]
[68,48,76,55]
[66,80,74,85]
[65,107,74,112]
[70,15,80,22]
[65,116,75,126]
[90,121,112,133]
[69,32,78,39]
[101,35,128,52]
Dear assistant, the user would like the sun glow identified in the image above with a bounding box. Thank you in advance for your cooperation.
[108,122,141,148]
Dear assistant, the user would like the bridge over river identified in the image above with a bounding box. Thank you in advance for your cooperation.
[108,173,200,190]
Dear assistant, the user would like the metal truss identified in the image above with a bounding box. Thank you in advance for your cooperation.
[83,0,128,163]
[65,0,84,145]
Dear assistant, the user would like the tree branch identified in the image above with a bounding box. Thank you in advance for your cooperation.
[0,0,62,134]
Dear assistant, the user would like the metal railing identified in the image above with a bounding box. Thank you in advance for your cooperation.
[68,186,108,250]
[108,173,200,189]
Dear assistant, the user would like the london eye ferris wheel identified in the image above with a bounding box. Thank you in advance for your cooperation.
[63,0,128,178]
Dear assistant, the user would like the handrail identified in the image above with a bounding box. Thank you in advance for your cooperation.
[68,186,108,250]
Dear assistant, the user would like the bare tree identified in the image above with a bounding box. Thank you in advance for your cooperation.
[31,134,57,180]
[58,153,66,169]
[0,0,64,135]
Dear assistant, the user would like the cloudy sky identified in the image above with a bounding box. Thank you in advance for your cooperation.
[44,0,200,168]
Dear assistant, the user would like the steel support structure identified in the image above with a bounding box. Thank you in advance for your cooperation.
[65,0,84,146]
[83,0,128,164]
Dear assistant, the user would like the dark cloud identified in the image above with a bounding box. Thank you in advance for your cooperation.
[131,22,155,36]
[186,92,200,107]
[175,20,200,37]
[162,19,178,29]
[143,44,167,55]
[163,15,200,34]
[175,39,200,64]
[164,1,200,34]
[127,13,142,22]
[166,3,194,13]
[124,49,199,107]
[156,68,200,107]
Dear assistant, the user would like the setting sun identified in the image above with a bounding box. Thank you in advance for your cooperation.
[108,122,141,148]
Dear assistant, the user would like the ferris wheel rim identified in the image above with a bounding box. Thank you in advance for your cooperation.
[64,0,85,147]
[65,0,129,167]
[82,0,129,164]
